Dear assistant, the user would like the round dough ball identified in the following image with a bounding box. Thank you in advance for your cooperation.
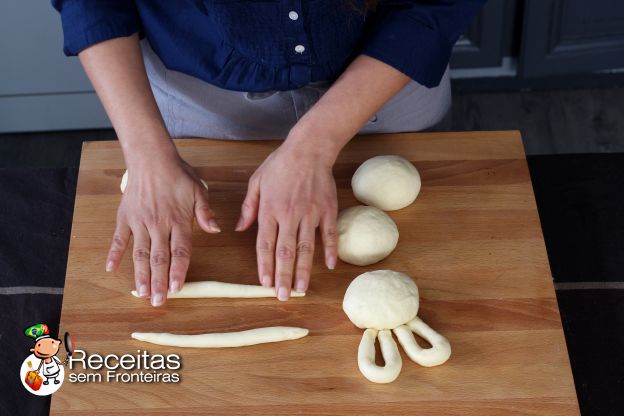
[343,270,419,330]
[351,155,421,211]
[337,206,399,266]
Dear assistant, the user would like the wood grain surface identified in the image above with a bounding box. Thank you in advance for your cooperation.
[51,131,580,415]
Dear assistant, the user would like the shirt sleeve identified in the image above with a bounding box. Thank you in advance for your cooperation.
[360,0,486,88]
[51,0,142,56]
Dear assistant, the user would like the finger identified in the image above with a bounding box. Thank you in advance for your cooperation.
[106,220,130,272]
[149,227,171,307]
[256,213,277,288]
[294,217,316,293]
[169,221,192,294]
[320,211,338,270]
[194,184,220,234]
[274,219,298,301]
[131,224,151,298]
[236,177,260,231]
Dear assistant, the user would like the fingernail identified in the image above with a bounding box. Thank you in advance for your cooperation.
[261,275,271,287]
[207,219,221,233]
[277,287,289,301]
[295,281,307,293]
[327,256,336,270]
[151,293,164,307]
[106,261,114,272]
[138,284,148,297]
[234,216,244,231]
[169,281,180,293]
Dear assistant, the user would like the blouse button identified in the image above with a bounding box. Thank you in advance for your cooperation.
[288,11,299,21]
[294,44,305,54]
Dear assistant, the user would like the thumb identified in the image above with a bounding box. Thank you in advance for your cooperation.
[194,185,220,233]
[235,178,260,231]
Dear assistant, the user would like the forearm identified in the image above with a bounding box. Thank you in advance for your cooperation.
[78,34,176,166]
[287,55,410,163]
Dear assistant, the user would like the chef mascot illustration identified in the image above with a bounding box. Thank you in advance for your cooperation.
[25,323,64,385]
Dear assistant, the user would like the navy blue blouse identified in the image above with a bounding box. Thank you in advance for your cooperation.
[51,0,485,92]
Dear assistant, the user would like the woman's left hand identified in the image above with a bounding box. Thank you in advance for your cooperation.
[235,131,339,300]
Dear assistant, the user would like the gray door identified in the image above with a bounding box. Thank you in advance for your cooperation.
[520,0,624,77]
[451,0,508,69]
[0,1,110,133]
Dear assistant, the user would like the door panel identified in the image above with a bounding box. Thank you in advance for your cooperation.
[520,0,624,77]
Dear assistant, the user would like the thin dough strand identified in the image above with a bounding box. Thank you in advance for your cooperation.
[132,326,309,348]
[357,329,402,383]
[393,317,451,367]
[131,280,306,299]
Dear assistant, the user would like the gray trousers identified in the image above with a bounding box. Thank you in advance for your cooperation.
[142,40,451,140]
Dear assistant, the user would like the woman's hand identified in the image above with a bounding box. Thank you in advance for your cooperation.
[105,149,220,307]
[232,56,411,300]
[235,132,339,301]
[77,35,222,306]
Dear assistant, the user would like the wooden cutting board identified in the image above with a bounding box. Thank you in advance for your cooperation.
[51,131,580,415]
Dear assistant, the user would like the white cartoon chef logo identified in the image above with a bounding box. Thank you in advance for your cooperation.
[20,323,75,396]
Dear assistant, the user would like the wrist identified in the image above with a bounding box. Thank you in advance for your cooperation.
[286,117,349,166]
[122,133,180,169]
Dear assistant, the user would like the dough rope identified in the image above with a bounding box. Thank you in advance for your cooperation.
[132,326,309,348]
[357,329,402,384]
[393,317,451,367]
[131,281,306,299]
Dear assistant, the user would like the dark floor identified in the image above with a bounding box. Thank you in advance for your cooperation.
[1,86,623,415]
[452,87,624,154]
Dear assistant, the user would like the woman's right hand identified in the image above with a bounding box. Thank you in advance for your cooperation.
[105,150,220,307]
[76,35,220,306]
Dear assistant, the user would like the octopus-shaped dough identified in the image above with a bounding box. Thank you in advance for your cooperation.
[343,270,451,383]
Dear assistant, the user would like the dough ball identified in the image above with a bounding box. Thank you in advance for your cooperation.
[120,169,208,194]
[352,155,421,211]
[337,206,399,266]
[343,270,419,330]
